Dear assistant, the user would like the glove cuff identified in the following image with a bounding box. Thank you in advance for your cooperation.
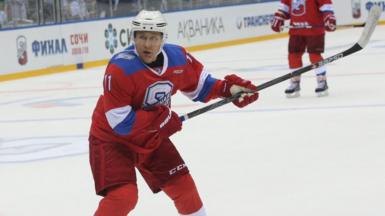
[275,10,290,20]
[219,80,232,98]
[323,12,335,20]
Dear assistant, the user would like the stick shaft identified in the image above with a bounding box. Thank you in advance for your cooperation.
[180,5,381,122]
[180,44,361,121]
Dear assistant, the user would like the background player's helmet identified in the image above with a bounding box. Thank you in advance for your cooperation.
[131,10,167,47]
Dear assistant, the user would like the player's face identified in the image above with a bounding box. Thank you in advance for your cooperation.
[134,31,163,64]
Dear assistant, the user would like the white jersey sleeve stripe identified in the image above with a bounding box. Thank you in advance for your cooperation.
[279,2,290,14]
[320,4,334,13]
[105,105,133,130]
[181,69,209,100]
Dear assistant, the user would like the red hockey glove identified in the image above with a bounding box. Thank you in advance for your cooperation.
[271,11,288,32]
[150,105,182,139]
[323,12,336,32]
[221,74,259,108]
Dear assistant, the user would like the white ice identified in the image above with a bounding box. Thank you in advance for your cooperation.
[1,25,385,216]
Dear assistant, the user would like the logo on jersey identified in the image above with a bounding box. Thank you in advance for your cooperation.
[16,36,28,65]
[143,81,173,107]
[173,69,184,74]
[291,0,306,16]
[153,67,162,74]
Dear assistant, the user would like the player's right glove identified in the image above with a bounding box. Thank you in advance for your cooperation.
[221,74,259,108]
[271,10,289,32]
[323,12,337,31]
[149,105,182,139]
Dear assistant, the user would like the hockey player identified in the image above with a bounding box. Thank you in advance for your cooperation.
[271,0,337,97]
[89,10,259,216]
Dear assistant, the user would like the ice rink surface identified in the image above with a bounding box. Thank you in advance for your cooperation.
[1,25,385,216]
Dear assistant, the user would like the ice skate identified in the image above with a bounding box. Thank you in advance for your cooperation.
[285,77,301,98]
[315,75,329,97]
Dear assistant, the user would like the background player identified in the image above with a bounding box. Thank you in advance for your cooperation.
[89,10,259,216]
[271,0,337,97]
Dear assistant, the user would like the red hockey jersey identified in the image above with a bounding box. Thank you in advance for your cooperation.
[90,44,223,153]
[279,0,334,35]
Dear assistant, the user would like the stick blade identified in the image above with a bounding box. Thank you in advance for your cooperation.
[358,5,382,48]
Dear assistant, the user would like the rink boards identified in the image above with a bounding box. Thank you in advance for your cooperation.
[0,0,384,80]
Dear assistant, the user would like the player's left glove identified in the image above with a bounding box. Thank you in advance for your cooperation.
[221,74,259,108]
[128,105,181,155]
[150,105,182,139]
[323,12,337,32]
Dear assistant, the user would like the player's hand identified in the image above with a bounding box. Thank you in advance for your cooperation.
[150,105,182,139]
[221,74,259,108]
[271,11,287,32]
[324,12,336,31]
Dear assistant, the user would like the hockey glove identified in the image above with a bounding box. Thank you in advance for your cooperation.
[150,105,182,139]
[323,12,336,32]
[271,10,288,32]
[221,74,259,108]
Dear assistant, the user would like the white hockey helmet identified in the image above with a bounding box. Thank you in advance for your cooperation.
[131,10,167,41]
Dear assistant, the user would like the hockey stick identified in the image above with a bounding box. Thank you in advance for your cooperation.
[286,23,366,29]
[179,5,381,122]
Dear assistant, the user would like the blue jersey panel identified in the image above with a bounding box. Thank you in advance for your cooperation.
[163,44,187,67]
[194,75,218,102]
[113,110,136,135]
[110,48,146,76]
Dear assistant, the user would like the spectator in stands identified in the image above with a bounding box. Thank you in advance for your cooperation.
[141,0,166,11]
[0,0,5,28]
[85,0,98,19]
[0,8,6,28]
[112,0,142,17]
[63,0,89,20]
[43,0,55,24]
[4,0,32,26]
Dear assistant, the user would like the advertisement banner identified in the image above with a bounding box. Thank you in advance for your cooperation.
[0,1,384,78]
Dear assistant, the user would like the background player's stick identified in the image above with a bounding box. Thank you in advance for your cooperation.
[285,23,366,29]
[179,5,382,122]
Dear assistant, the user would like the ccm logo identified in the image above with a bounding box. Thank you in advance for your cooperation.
[159,109,172,128]
[169,163,187,175]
